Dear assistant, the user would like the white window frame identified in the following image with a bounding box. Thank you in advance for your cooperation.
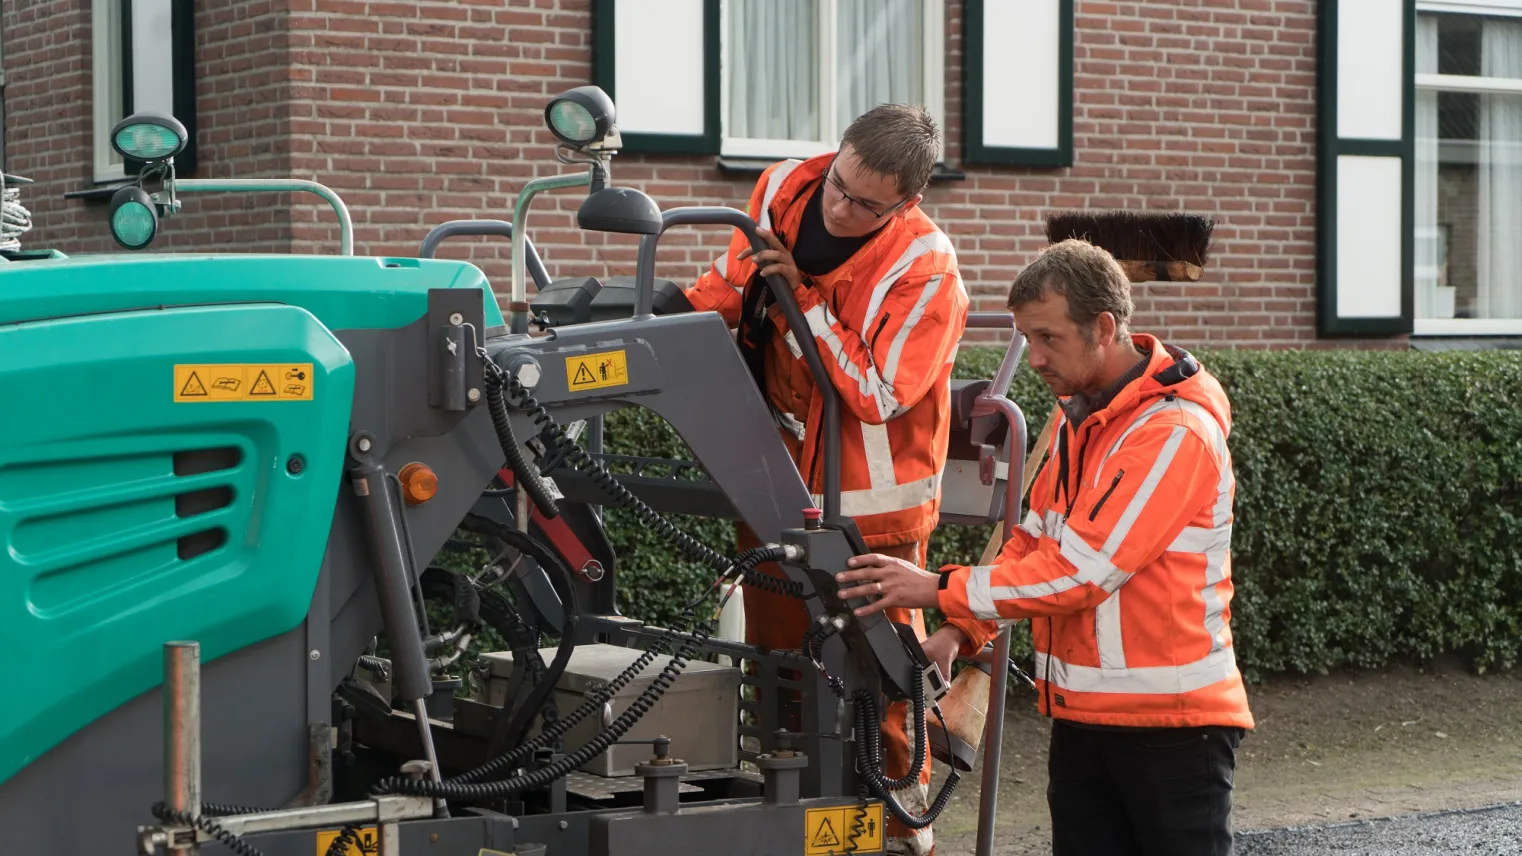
[91,0,128,183]
[717,0,945,160]
[1413,2,1522,336]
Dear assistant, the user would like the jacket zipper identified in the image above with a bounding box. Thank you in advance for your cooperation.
[869,312,892,351]
[1088,470,1126,521]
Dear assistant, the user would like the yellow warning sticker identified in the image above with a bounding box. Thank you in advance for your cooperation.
[315,826,378,855]
[804,802,884,854]
[565,350,629,391]
[174,364,315,402]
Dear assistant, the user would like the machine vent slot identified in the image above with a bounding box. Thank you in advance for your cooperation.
[177,528,228,561]
[173,446,243,477]
[175,486,233,519]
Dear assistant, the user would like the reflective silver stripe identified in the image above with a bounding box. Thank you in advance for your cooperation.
[1100,425,1188,556]
[966,565,1001,619]
[1058,524,1132,592]
[882,274,945,387]
[802,302,897,422]
[1092,397,1174,487]
[1169,398,1235,652]
[783,330,803,358]
[863,230,956,331]
[1167,524,1232,554]
[776,410,806,440]
[990,574,1082,603]
[1034,646,1240,695]
[1019,509,1043,539]
[1095,589,1127,670]
[714,252,730,280]
[1043,509,1066,540]
[809,472,940,518]
[758,160,801,231]
[861,422,896,490]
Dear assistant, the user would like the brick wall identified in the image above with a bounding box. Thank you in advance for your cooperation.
[3,0,1405,350]
[3,0,296,254]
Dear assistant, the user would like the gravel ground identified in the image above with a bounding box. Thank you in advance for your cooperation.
[1235,802,1522,855]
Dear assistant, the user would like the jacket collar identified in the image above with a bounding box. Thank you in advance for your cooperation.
[1068,333,1206,430]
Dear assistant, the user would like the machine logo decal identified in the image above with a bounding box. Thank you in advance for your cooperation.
[565,349,629,391]
[174,363,315,402]
[804,802,884,854]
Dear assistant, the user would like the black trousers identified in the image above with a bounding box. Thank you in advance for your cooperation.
[1047,719,1243,856]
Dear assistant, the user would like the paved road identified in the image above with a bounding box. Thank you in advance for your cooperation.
[1236,802,1522,855]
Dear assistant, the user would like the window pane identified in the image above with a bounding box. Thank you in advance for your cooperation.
[1428,11,1522,80]
[728,0,819,142]
[1416,90,1522,320]
[836,0,924,132]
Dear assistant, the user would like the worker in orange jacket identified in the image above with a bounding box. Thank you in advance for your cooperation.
[683,104,999,856]
[836,239,1255,856]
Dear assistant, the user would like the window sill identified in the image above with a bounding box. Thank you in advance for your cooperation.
[64,181,134,202]
[715,157,966,183]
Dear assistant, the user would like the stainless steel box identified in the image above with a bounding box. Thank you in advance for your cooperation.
[481,643,741,777]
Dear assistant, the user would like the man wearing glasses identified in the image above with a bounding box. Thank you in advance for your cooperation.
[683,104,997,856]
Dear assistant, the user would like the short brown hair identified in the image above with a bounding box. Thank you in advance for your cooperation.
[840,104,940,198]
[1007,239,1134,343]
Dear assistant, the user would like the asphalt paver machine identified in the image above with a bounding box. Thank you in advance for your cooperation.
[0,86,1030,856]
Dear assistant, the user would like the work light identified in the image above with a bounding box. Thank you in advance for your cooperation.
[110,112,189,164]
[544,86,616,148]
[108,186,159,250]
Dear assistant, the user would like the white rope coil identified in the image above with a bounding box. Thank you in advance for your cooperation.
[0,174,34,252]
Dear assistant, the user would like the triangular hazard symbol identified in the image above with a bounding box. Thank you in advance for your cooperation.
[250,370,277,396]
[810,817,840,848]
[571,363,596,386]
[180,372,208,396]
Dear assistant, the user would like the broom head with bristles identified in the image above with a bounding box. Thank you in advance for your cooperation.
[1045,210,1215,283]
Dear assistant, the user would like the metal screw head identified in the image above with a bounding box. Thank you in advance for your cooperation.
[558,821,569,831]
[286,455,305,475]
[449,312,464,325]
[516,362,541,388]
[401,760,433,781]
[467,388,481,403]
[429,834,440,844]
[357,437,373,452]
[309,649,321,661]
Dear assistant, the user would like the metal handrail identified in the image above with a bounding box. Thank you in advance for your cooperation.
[174,179,354,256]
[416,219,551,292]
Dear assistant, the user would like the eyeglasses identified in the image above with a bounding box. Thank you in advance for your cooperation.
[824,156,910,220]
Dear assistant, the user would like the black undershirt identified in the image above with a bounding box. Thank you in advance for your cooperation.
[789,182,883,278]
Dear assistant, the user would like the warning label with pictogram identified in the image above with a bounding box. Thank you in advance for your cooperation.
[314,825,378,855]
[174,364,315,402]
[564,350,629,392]
[804,802,884,854]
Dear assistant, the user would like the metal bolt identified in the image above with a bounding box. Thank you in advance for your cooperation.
[286,455,305,475]
[558,821,569,831]
[309,649,321,661]
[429,834,440,844]
[357,437,373,452]
[449,312,464,325]
[467,388,481,403]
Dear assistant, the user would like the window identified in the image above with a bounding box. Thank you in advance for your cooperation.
[593,0,1071,165]
[719,0,944,159]
[1415,4,1522,334]
[90,0,196,184]
[92,0,129,182]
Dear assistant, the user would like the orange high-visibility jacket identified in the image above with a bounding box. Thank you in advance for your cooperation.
[938,336,1255,730]
[686,153,997,656]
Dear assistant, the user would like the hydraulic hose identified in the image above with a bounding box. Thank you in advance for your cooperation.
[455,515,580,755]
[852,677,961,830]
[485,373,560,520]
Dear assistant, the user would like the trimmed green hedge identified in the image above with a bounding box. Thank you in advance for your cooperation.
[587,347,1522,682]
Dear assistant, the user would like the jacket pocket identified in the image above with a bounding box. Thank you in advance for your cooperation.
[1088,470,1126,521]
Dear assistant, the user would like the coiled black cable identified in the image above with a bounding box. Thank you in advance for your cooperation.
[323,824,362,856]
[150,803,264,856]
[485,368,560,519]
[454,515,580,756]
[852,680,961,830]
[369,613,714,802]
